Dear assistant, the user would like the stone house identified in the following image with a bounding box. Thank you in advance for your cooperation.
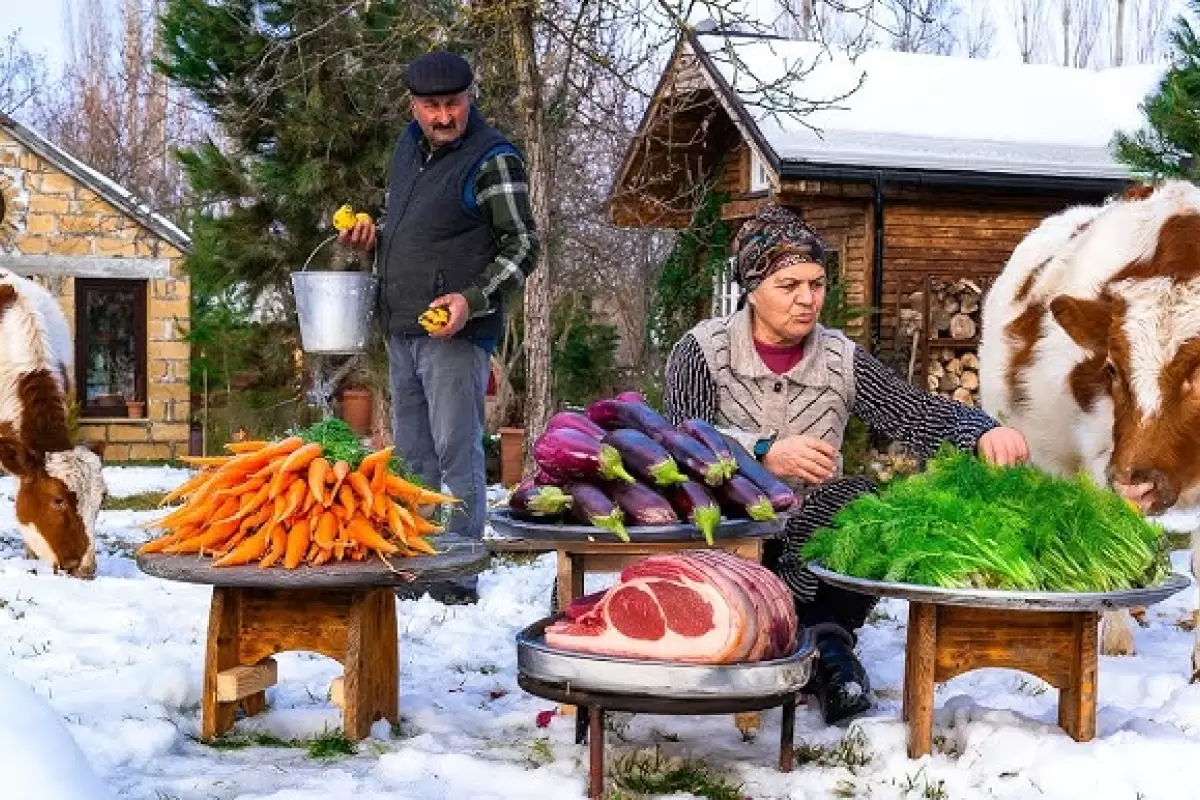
[0,112,191,461]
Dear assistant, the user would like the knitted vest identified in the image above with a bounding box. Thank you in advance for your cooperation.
[688,308,857,490]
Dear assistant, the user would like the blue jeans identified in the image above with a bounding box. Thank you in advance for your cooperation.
[387,334,490,540]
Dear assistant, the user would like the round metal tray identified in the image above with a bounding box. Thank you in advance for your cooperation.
[808,563,1192,611]
[489,508,784,544]
[136,535,489,589]
[516,615,815,700]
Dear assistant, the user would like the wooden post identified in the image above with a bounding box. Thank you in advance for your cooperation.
[906,602,938,758]
[588,707,605,800]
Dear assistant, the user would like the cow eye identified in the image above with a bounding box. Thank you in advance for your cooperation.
[1104,360,1118,379]
[50,496,67,511]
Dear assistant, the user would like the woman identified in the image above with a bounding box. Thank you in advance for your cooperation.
[665,204,1029,724]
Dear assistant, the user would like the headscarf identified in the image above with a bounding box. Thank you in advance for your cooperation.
[731,205,825,296]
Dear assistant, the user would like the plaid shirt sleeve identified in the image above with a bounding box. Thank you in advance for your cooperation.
[461,152,540,318]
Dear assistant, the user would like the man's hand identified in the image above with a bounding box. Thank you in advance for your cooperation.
[338,218,376,252]
[762,435,838,485]
[428,293,470,338]
[977,426,1031,467]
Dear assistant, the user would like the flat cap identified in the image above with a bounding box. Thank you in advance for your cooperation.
[404,51,474,97]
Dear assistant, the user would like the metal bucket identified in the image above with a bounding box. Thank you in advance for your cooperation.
[291,235,378,354]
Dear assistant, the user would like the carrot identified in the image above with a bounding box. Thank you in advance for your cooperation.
[160,470,215,506]
[402,531,439,555]
[410,513,444,537]
[383,475,458,506]
[179,455,233,467]
[308,458,331,507]
[212,529,271,567]
[337,484,358,519]
[284,518,312,569]
[314,512,339,549]
[163,520,240,554]
[346,471,374,516]
[258,522,287,568]
[310,547,332,566]
[225,440,269,454]
[358,447,394,482]
[275,477,309,523]
[345,514,399,554]
[212,476,268,501]
[268,442,324,497]
[328,460,351,507]
[136,524,197,555]
[215,528,249,556]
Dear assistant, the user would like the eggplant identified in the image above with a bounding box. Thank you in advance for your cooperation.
[585,398,676,438]
[665,480,722,546]
[533,428,635,484]
[714,474,777,522]
[721,434,799,512]
[546,410,606,439]
[615,391,646,404]
[600,429,688,487]
[508,478,572,522]
[604,480,679,526]
[679,419,738,479]
[565,482,629,541]
[533,468,565,486]
[654,428,727,487]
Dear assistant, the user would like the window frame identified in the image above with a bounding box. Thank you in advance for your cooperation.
[74,278,148,418]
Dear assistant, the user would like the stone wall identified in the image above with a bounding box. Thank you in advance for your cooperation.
[0,129,191,461]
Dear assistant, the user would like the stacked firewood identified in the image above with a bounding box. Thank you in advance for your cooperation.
[897,278,985,407]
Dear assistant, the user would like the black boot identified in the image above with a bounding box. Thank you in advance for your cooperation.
[805,624,872,725]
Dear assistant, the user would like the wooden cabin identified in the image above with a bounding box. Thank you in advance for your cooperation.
[609,32,1164,404]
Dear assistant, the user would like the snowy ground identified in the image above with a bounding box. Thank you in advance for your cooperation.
[4,467,1200,799]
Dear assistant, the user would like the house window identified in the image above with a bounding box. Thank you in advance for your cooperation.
[75,278,147,418]
[749,149,772,192]
[711,248,841,318]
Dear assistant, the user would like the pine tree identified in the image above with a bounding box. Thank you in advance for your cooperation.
[1113,2,1200,180]
[156,0,454,306]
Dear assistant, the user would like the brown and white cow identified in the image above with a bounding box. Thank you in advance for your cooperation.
[0,269,106,577]
[979,179,1200,673]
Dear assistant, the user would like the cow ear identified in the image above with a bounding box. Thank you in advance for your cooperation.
[0,438,40,478]
[1049,295,1113,355]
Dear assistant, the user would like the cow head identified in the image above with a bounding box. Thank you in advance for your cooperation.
[1050,277,1200,515]
[0,439,105,576]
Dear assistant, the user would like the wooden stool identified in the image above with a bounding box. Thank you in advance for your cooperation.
[137,540,489,742]
[903,602,1096,758]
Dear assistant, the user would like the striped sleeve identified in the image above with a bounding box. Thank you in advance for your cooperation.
[850,345,1000,461]
[664,333,762,451]
[461,152,540,318]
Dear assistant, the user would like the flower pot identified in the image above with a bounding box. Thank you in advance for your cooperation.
[125,401,145,419]
[499,427,526,488]
[339,388,373,437]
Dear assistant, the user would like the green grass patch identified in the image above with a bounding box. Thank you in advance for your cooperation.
[200,731,292,750]
[793,728,873,772]
[102,491,167,512]
[197,729,357,760]
[607,748,743,800]
[305,730,358,759]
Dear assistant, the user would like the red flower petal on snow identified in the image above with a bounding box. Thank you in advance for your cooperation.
[535,709,555,728]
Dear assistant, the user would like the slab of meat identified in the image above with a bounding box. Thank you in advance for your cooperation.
[543,550,799,664]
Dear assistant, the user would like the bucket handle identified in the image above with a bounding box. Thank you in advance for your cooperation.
[301,232,380,274]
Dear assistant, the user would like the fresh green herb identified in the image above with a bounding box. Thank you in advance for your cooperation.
[289,417,420,484]
[801,444,1171,592]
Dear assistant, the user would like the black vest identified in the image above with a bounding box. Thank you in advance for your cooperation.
[377,107,515,340]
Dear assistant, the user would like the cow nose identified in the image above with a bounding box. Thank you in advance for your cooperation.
[1128,469,1178,514]
[58,557,81,573]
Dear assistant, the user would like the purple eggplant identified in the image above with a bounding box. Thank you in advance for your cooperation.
[508,478,572,521]
[654,428,726,487]
[533,468,565,487]
[601,429,688,487]
[585,398,676,438]
[721,434,798,512]
[565,482,629,541]
[665,480,721,546]
[679,419,738,479]
[615,391,646,404]
[546,410,606,439]
[604,480,679,526]
[534,428,635,484]
[714,474,777,522]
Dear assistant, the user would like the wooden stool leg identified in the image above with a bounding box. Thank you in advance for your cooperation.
[575,705,590,745]
[202,587,241,740]
[241,690,268,717]
[1058,611,1098,741]
[342,589,399,739]
[902,603,918,723]
[588,707,605,800]
[907,602,938,759]
[779,697,796,773]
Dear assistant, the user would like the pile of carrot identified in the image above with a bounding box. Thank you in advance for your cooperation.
[136,437,456,568]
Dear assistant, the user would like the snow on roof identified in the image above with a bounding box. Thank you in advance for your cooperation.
[693,35,1167,180]
[0,113,191,251]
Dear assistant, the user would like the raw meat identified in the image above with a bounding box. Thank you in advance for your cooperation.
[544,550,799,664]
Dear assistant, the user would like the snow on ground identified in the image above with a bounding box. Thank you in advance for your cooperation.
[3,467,1200,799]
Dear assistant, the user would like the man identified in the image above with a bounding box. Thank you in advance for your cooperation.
[341,51,539,601]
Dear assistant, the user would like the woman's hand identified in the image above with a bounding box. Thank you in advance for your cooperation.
[977,426,1030,467]
[763,435,838,484]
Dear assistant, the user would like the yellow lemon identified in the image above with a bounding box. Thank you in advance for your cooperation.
[355,211,373,226]
[417,306,451,333]
[331,204,356,232]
